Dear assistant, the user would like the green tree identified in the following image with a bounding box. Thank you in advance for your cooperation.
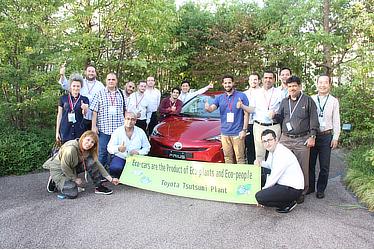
[0,0,64,129]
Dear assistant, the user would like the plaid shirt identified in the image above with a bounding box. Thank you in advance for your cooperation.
[90,88,124,135]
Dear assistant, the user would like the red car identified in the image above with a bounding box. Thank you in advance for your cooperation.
[150,91,224,163]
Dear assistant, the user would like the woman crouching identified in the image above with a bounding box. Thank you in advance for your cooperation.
[43,130,119,198]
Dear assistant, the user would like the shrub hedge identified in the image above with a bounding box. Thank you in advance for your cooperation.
[345,146,374,211]
[0,125,54,176]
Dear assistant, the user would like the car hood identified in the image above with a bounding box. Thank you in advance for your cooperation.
[156,116,221,141]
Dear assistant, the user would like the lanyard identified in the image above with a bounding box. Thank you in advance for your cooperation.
[317,95,329,116]
[224,91,235,112]
[80,155,88,182]
[288,93,303,119]
[135,92,144,108]
[86,80,96,95]
[108,91,117,106]
[68,94,81,112]
[264,88,274,110]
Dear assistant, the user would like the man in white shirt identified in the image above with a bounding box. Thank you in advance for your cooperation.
[144,76,161,135]
[251,70,283,163]
[127,80,152,134]
[255,129,304,213]
[243,73,261,164]
[178,79,214,104]
[123,81,136,103]
[277,67,292,99]
[59,64,105,129]
[308,74,341,199]
[107,112,151,178]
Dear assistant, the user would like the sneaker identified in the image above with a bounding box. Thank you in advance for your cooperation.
[100,177,109,183]
[95,185,113,195]
[47,176,57,193]
[276,201,297,213]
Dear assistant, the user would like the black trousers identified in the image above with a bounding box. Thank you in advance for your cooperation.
[147,112,158,136]
[256,184,303,209]
[84,119,92,130]
[309,134,333,193]
[245,124,256,164]
[136,119,147,135]
[256,167,303,209]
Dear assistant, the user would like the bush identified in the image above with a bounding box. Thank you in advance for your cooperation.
[0,125,54,176]
[345,146,374,211]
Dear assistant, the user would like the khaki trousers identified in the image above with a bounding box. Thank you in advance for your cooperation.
[221,135,245,164]
[279,134,310,194]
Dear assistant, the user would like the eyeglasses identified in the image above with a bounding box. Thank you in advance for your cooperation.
[125,117,137,121]
[262,138,274,144]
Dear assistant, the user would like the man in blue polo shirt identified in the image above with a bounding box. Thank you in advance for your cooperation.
[205,74,249,164]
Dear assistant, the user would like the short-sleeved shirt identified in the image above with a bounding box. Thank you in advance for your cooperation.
[58,94,89,143]
[90,88,125,135]
[213,90,249,136]
[59,77,105,120]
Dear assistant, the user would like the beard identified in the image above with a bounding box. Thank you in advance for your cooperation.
[86,75,96,81]
[225,87,234,93]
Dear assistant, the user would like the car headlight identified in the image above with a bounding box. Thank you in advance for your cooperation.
[151,123,164,136]
[205,135,221,141]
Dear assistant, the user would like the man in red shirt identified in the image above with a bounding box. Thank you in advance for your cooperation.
[159,87,183,119]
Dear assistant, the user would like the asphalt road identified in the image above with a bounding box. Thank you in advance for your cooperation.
[0,149,373,248]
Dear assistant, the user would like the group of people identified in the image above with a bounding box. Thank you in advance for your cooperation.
[44,64,213,199]
[205,69,340,213]
[43,64,341,214]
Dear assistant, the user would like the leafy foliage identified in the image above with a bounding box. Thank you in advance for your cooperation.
[333,84,374,148]
[345,146,374,211]
[0,124,54,176]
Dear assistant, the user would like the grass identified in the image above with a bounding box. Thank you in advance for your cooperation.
[345,146,374,212]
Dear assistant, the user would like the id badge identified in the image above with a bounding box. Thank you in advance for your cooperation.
[318,116,326,127]
[227,112,234,123]
[68,112,76,123]
[109,106,116,115]
[286,122,293,131]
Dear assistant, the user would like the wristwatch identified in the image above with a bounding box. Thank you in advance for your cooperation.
[310,135,316,139]
[242,128,248,132]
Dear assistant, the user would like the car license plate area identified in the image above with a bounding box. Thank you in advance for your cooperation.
[166,150,192,160]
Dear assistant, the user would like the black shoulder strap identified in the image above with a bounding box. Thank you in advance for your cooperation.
[118,89,126,115]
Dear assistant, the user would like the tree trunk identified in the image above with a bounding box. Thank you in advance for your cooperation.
[323,0,332,77]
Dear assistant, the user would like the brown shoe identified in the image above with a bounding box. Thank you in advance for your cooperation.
[296,194,305,204]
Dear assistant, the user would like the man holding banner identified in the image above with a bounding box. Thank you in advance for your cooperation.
[255,129,304,213]
[107,112,151,178]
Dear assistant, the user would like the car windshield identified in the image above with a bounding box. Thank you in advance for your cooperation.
[181,94,220,118]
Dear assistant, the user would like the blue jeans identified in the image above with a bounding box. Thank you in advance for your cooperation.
[309,134,333,192]
[98,132,111,167]
[109,156,126,179]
